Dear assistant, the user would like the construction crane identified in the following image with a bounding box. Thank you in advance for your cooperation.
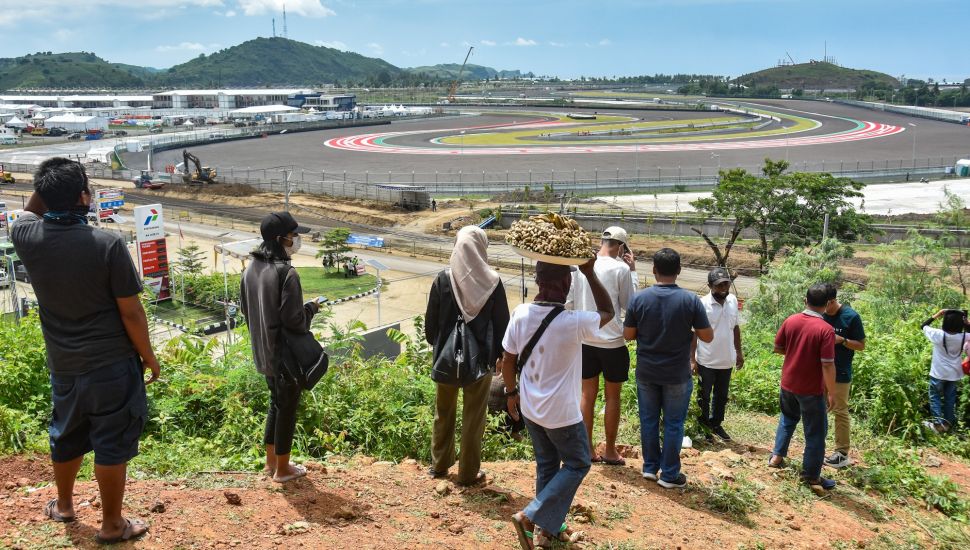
[786,51,796,65]
[446,46,474,103]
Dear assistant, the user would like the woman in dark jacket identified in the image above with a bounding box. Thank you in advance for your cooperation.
[240,211,321,482]
[425,225,510,485]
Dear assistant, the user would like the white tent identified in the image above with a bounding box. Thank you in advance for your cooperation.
[4,116,26,128]
[45,114,108,132]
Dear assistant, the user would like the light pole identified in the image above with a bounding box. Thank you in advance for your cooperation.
[908,123,917,167]
[217,231,233,344]
[460,130,465,155]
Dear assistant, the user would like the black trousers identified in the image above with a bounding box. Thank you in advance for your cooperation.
[697,364,733,427]
[264,373,302,455]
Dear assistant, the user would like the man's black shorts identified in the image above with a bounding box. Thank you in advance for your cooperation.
[581,345,630,383]
[49,355,147,466]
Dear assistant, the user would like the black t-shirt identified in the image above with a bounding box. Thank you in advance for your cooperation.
[625,284,711,385]
[12,212,142,375]
[823,304,865,383]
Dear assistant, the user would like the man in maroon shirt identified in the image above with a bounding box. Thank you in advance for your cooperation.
[768,283,837,490]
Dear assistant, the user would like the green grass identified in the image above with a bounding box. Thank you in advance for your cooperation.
[295,267,377,301]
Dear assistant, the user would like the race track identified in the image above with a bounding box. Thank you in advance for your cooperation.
[143,100,970,176]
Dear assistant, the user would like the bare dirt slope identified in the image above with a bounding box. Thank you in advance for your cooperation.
[3,429,968,550]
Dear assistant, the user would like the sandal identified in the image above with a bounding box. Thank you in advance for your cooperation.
[457,470,487,487]
[600,457,626,466]
[511,512,533,550]
[273,464,307,483]
[44,499,75,523]
[95,518,148,545]
[767,455,786,469]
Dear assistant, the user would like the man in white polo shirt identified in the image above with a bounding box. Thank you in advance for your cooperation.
[690,267,744,441]
[568,226,638,465]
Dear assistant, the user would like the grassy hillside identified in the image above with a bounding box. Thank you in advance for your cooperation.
[738,62,899,89]
[0,52,149,90]
[406,63,523,80]
[160,37,401,87]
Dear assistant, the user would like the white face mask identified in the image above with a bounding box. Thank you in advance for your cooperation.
[283,235,302,257]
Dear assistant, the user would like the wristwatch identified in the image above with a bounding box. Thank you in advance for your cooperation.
[504,386,519,397]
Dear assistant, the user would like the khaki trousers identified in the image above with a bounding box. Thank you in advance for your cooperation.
[431,373,492,484]
[831,382,851,454]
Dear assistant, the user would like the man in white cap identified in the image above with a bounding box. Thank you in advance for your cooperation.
[690,267,743,441]
[567,226,638,465]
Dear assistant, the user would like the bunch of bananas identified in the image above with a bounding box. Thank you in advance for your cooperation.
[506,213,593,259]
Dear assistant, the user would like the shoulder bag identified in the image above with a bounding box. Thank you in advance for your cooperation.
[515,306,564,373]
[275,263,329,390]
[431,271,491,387]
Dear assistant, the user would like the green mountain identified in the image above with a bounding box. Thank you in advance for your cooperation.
[737,62,899,89]
[0,52,150,90]
[406,63,525,80]
[161,37,402,87]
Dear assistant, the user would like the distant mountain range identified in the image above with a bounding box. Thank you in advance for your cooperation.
[0,38,527,91]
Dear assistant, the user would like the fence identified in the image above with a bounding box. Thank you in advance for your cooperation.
[834,99,970,125]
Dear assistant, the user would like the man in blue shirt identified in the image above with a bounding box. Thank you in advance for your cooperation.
[821,283,865,469]
[624,248,712,488]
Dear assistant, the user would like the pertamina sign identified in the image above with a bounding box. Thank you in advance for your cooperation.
[135,204,165,242]
[133,204,170,301]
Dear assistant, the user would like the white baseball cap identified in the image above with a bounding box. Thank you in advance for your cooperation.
[602,226,628,245]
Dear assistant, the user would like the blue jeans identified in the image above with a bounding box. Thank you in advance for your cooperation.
[522,417,591,534]
[772,389,828,481]
[636,378,693,483]
[929,376,958,428]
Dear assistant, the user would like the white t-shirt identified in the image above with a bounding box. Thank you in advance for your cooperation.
[694,293,740,369]
[923,326,968,382]
[502,304,601,429]
[567,255,638,349]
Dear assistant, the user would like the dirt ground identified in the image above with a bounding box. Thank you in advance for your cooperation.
[3,411,969,550]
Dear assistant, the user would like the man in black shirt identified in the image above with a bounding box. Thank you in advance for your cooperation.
[12,158,159,544]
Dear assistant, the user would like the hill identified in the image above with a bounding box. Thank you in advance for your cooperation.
[0,51,150,90]
[406,63,525,80]
[160,37,402,87]
[738,62,899,89]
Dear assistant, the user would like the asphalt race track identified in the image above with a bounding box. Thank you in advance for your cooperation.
[144,100,970,176]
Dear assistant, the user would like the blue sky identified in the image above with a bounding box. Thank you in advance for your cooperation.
[0,0,966,82]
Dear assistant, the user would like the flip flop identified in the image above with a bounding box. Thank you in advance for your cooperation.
[511,512,533,550]
[590,455,604,463]
[526,523,569,539]
[95,518,148,545]
[273,464,307,483]
[44,499,75,523]
[600,457,626,466]
[768,456,786,469]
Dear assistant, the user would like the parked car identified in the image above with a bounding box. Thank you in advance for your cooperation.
[113,130,128,137]
[46,127,67,137]
[149,126,163,134]
[67,132,82,141]
[0,136,18,145]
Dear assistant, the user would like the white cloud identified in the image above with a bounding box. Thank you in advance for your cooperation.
[238,0,335,17]
[549,41,566,47]
[598,38,612,46]
[439,42,450,48]
[480,39,497,47]
[155,41,221,52]
[367,42,384,55]
[225,9,236,16]
[512,37,537,47]
[315,40,348,50]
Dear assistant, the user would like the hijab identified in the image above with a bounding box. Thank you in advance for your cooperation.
[448,226,501,322]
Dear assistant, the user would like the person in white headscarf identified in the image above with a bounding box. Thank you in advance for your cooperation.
[425,225,510,486]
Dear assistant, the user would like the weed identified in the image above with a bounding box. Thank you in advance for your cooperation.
[700,475,762,519]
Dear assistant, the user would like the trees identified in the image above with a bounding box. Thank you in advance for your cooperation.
[316,228,352,271]
[934,187,970,296]
[691,159,874,272]
[175,243,206,277]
